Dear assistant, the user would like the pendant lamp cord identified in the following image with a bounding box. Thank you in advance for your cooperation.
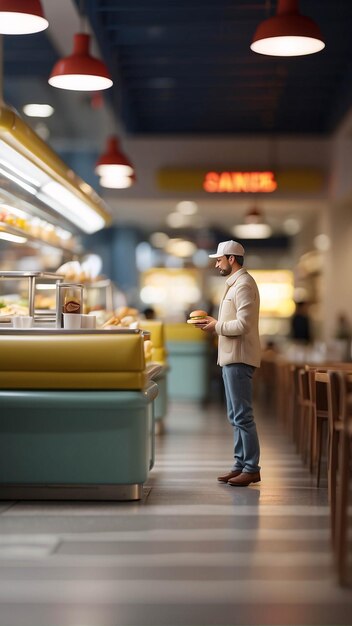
[79,0,86,33]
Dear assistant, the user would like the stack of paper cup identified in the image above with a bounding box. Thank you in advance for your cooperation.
[63,313,81,329]
[12,316,33,328]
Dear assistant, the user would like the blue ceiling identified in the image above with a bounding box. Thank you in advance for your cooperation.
[3,0,352,138]
[81,0,352,135]
[3,31,57,78]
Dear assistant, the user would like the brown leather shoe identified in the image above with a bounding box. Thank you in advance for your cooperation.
[228,471,261,487]
[217,470,242,483]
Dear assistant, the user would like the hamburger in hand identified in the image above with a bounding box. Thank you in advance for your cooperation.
[187,309,208,325]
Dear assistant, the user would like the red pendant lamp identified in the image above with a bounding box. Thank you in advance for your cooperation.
[251,0,325,57]
[49,33,113,91]
[0,0,48,34]
[95,137,134,178]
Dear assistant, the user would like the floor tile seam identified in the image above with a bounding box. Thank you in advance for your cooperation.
[45,528,331,541]
[2,509,330,517]
[155,457,301,461]
[0,579,350,605]
[0,517,332,527]
[155,454,301,457]
[152,469,309,473]
[1,512,329,525]
[151,480,318,485]
[2,505,330,517]
[0,523,332,533]
[0,551,334,567]
[0,571,335,582]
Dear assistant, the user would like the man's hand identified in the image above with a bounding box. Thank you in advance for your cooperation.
[200,316,217,333]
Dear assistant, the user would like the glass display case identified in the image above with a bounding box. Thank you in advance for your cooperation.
[0,271,64,322]
[85,279,114,314]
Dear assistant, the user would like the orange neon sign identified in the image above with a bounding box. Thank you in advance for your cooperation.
[203,171,278,193]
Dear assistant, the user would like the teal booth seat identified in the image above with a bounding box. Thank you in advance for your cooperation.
[0,387,157,501]
[165,324,211,402]
[0,331,158,501]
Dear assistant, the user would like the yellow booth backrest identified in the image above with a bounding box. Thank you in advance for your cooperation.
[0,333,146,390]
[165,322,209,343]
[139,320,167,365]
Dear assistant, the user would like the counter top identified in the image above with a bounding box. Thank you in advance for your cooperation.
[0,328,150,337]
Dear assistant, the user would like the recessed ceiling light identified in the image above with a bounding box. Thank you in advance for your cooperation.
[176,201,198,215]
[314,234,330,251]
[166,238,196,258]
[150,232,169,248]
[23,104,54,118]
[283,217,301,235]
[166,212,187,228]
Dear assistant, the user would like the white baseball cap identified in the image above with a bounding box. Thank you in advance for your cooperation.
[208,240,245,258]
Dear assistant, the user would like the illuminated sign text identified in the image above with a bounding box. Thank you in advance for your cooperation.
[203,171,278,193]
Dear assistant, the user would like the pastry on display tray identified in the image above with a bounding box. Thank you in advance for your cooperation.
[0,303,29,322]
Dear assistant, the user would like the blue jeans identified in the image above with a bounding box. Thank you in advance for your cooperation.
[222,363,261,474]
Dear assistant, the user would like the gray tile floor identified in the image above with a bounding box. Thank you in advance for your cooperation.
[0,400,351,626]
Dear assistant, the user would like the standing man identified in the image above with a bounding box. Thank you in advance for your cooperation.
[201,240,261,487]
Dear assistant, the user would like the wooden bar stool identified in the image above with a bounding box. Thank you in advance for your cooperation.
[325,371,345,543]
[307,367,318,474]
[289,364,302,450]
[297,368,313,464]
[335,371,352,585]
[314,370,330,487]
[281,361,292,430]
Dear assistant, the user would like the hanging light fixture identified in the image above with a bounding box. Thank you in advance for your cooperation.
[232,206,272,239]
[251,0,325,57]
[49,0,112,91]
[0,0,48,34]
[99,173,135,189]
[95,136,134,178]
[48,33,112,91]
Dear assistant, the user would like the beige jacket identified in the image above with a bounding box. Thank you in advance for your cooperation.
[215,267,261,368]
